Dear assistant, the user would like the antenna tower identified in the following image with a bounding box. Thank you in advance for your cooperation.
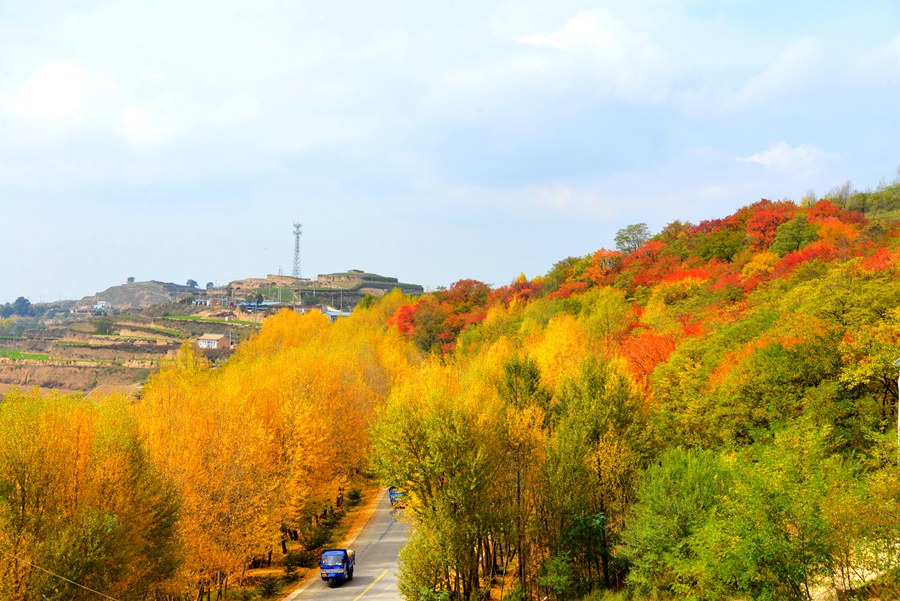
[292,222,303,278]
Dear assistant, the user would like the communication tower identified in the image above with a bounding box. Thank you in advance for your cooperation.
[292,222,303,278]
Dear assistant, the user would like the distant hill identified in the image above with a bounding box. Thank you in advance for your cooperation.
[88,280,199,309]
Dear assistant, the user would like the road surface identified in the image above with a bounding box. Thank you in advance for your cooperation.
[285,490,408,601]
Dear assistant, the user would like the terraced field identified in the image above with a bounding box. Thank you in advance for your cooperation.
[0,309,257,396]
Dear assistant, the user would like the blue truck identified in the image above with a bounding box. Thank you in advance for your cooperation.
[388,486,406,506]
[319,548,355,587]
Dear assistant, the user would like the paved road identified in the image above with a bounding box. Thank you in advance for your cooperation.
[285,490,408,601]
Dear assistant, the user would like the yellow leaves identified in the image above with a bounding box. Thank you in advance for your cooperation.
[525,314,589,393]
[236,308,329,360]
[641,278,707,335]
[838,307,900,391]
[742,251,780,280]
[586,433,641,529]
[817,217,859,248]
[505,404,547,454]
[579,286,632,348]
[134,303,415,591]
[0,391,182,595]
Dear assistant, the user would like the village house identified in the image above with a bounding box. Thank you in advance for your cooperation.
[197,333,229,350]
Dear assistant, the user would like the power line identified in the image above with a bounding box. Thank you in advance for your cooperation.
[0,547,122,601]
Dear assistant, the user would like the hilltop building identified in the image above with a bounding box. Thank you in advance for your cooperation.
[225,269,423,312]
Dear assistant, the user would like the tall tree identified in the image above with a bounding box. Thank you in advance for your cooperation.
[614,223,651,255]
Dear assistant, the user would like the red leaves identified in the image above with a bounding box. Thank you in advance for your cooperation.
[773,241,838,277]
[388,303,419,338]
[746,208,792,250]
[581,249,624,287]
[488,275,544,308]
[859,247,895,273]
[619,330,677,384]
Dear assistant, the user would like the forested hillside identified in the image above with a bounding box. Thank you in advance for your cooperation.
[0,186,898,601]
[374,188,900,601]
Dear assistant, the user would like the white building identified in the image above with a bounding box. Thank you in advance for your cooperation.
[197,333,229,350]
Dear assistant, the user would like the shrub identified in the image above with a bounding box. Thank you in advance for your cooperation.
[257,576,280,598]
[285,550,317,570]
[300,523,333,551]
[346,487,363,506]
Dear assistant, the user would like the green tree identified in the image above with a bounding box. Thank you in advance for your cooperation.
[94,316,114,335]
[700,426,832,601]
[538,552,574,601]
[770,214,818,256]
[615,223,651,254]
[543,257,582,293]
[546,356,648,590]
[187,279,198,288]
[411,300,447,354]
[498,356,551,597]
[696,227,745,262]
[373,362,505,600]
[623,448,733,598]
[357,292,376,310]
[11,296,33,317]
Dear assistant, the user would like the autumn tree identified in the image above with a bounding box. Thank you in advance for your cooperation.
[0,392,181,600]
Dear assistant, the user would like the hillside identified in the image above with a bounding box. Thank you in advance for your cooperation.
[373,190,900,600]
[88,280,200,309]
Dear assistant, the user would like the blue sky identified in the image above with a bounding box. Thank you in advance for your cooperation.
[1,0,898,304]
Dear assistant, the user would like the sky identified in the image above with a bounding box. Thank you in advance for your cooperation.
[1,1,899,304]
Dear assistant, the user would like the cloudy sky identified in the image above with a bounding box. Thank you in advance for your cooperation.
[1,1,898,304]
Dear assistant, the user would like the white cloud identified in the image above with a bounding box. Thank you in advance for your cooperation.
[857,33,900,83]
[740,141,836,179]
[727,38,822,109]
[119,104,175,151]
[526,183,619,219]
[517,9,671,100]
[5,59,100,126]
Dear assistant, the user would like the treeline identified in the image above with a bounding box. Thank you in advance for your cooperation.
[0,300,414,600]
[374,193,900,600]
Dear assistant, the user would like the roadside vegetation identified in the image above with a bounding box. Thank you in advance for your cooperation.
[0,181,898,600]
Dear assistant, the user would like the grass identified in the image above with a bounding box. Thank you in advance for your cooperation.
[0,349,50,360]
[164,315,259,327]
[102,326,188,338]
[0,349,157,367]
[257,287,297,302]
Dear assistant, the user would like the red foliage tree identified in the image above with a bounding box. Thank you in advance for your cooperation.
[619,329,677,387]
[388,303,419,338]
[746,208,793,250]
